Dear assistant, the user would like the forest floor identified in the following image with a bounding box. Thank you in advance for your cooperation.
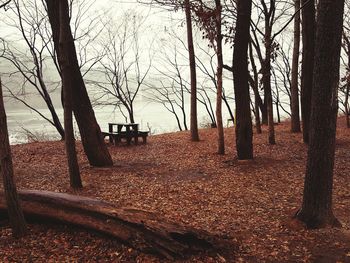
[1,117,350,262]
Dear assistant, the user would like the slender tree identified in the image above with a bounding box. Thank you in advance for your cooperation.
[214,0,225,154]
[191,0,226,153]
[248,40,262,134]
[290,0,301,132]
[0,79,27,237]
[1,0,65,139]
[185,0,199,141]
[341,2,350,128]
[59,0,82,189]
[300,0,315,143]
[93,13,151,124]
[296,0,345,228]
[233,0,253,159]
[45,0,113,167]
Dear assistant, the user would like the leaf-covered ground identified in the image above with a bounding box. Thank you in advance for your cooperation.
[1,117,350,262]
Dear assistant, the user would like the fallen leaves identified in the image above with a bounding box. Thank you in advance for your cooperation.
[0,117,350,262]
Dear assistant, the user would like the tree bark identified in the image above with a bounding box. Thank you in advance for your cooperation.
[248,41,262,134]
[215,0,225,155]
[296,0,345,229]
[59,0,82,189]
[300,0,315,143]
[185,0,199,142]
[233,0,253,159]
[344,36,350,128]
[260,101,268,125]
[0,190,229,259]
[290,0,301,132]
[345,83,350,128]
[0,79,27,237]
[264,37,275,144]
[45,0,113,167]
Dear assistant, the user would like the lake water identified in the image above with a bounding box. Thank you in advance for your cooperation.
[6,100,232,144]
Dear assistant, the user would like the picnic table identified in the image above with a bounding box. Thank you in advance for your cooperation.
[102,123,149,145]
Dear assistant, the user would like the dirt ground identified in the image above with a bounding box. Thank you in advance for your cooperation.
[1,117,350,262]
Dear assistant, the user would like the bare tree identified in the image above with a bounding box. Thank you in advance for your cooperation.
[175,34,235,127]
[340,2,350,128]
[248,40,262,134]
[192,0,225,154]
[0,78,27,237]
[290,0,301,132]
[59,0,82,189]
[300,0,315,143]
[91,12,151,124]
[146,79,187,131]
[250,0,296,144]
[0,0,104,141]
[46,0,113,167]
[296,0,344,228]
[1,0,65,139]
[185,0,200,141]
[233,0,253,159]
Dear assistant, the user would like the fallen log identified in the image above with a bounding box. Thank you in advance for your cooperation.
[0,190,230,259]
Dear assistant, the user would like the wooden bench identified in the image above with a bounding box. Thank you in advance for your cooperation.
[138,131,149,144]
[102,131,149,145]
[101,131,120,145]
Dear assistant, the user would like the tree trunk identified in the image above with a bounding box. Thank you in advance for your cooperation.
[59,0,82,189]
[260,101,268,125]
[345,40,350,128]
[0,79,27,237]
[129,108,135,124]
[300,0,315,143]
[184,0,199,142]
[0,190,229,259]
[264,38,275,144]
[248,41,262,134]
[222,96,234,125]
[215,0,225,155]
[296,0,345,229]
[45,0,113,167]
[275,99,281,123]
[290,0,301,133]
[233,0,253,159]
[37,73,65,140]
[345,83,350,128]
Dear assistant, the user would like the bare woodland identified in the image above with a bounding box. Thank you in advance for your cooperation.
[1,0,350,261]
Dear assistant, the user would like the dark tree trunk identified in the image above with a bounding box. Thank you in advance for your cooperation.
[290,0,301,133]
[260,102,268,125]
[272,70,281,124]
[222,96,234,125]
[59,0,82,189]
[184,0,199,142]
[0,79,27,237]
[296,0,345,229]
[215,0,225,155]
[248,41,262,134]
[46,98,65,140]
[345,83,350,128]
[275,99,281,123]
[264,37,275,144]
[300,0,315,143]
[254,96,262,134]
[233,0,253,159]
[128,108,135,124]
[45,0,113,167]
[345,38,350,128]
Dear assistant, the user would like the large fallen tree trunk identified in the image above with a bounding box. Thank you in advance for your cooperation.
[0,190,230,259]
